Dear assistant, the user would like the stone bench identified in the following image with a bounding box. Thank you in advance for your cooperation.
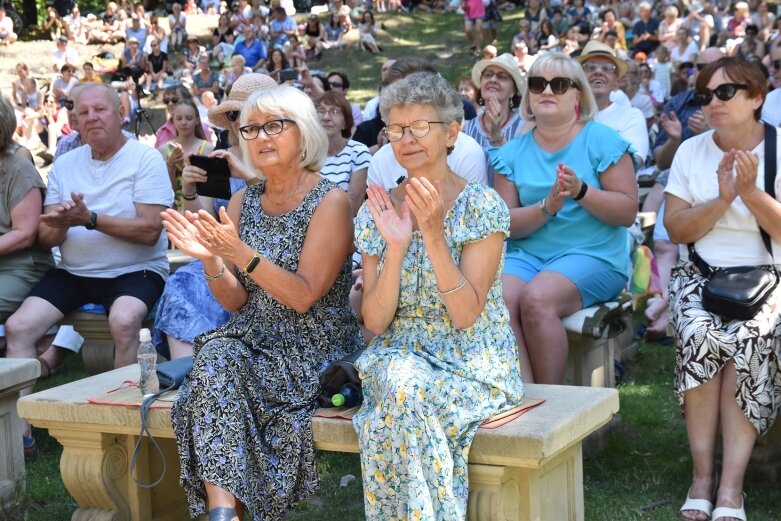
[0,359,39,509]
[18,365,619,521]
[562,292,633,388]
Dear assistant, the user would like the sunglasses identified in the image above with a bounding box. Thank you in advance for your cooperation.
[693,83,749,106]
[328,81,344,89]
[226,110,240,122]
[163,97,180,105]
[773,59,781,70]
[695,63,709,71]
[527,76,579,95]
[65,99,74,110]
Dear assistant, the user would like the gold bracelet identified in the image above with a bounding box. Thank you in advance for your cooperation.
[439,276,466,296]
[204,263,225,281]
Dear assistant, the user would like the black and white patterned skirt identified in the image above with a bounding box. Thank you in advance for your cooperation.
[669,260,781,436]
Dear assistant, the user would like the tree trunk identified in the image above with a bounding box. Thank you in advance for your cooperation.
[21,0,37,26]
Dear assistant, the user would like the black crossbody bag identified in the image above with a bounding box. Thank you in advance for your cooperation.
[689,124,778,321]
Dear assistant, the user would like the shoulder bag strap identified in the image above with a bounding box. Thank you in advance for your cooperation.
[761,123,777,256]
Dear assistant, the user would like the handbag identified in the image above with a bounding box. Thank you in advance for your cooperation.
[131,356,194,488]
[691,123,779,321]
[318,348,366,408]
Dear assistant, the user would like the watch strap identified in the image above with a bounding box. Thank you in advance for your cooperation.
[85,211,98,230]
[244,252,261,273]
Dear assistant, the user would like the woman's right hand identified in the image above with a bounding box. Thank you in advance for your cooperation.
[161,208,214,260]
[366,184,412,250]
[168,142,184,166]
[544,176,565,215]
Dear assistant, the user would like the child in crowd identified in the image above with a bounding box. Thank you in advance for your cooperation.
[652,44,673,101]
[169,2,187,51]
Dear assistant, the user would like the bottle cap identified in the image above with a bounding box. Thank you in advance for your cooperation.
[139,328,152,342]
[331,393,345,407]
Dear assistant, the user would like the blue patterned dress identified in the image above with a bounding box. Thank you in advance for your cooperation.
[352,182,524,521]
[172,179,365,520]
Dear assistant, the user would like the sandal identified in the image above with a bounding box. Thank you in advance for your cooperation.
[37,356,57,379]
[680,490,713,520]
[712,498,746,521]
[209,507,238,521]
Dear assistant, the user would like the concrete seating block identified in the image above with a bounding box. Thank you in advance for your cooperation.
[18,365,619,521]
[0,359,39,508]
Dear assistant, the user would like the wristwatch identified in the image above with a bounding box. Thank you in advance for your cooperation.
[244,252,261,273]
[84,211,98,230]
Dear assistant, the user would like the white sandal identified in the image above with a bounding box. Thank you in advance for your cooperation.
[680,491,714,520]
[712,501,747,521]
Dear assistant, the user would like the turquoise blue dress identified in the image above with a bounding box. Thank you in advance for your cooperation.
[489,120,632,279]
[352,182,524,521]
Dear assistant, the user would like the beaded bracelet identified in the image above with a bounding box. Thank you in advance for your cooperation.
[204,263,225,281]
[439,276,466,296]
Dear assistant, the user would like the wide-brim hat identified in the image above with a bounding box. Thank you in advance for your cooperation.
[576,40,629,76]
[207,73,278,128]
[471,53,525,96]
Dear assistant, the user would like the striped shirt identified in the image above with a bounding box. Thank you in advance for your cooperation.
[463,109,525,186]
[320,140,371,190]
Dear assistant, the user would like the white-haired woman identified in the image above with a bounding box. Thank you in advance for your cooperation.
[353,72,524,519]
[163,85,364,521]
[490,52,637,384]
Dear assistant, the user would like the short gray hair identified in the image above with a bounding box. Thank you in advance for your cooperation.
[0,96,16,155]
[239,85,328,172]
[75,83,122,110]
[520,52,597,122]
[379,72,464,125]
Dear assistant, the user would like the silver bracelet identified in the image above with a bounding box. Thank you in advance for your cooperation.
[204,263,225,281]
[439,276,466,296]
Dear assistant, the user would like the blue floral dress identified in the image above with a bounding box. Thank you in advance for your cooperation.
[352,182,524,521]
[172,179,364,520]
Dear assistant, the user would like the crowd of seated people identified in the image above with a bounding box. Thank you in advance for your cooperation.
[1,2,781,520]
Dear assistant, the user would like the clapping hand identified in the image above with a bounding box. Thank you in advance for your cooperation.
[40,192,91,228]
[687,110,708,136]
[484,97,504,143]
[161,207,242,261]
[734,149,759,199]
[717,150,738,204]
[659,111,682,142]
[556,163,583,199]
[366,184,412,250]
[405,177,445,238]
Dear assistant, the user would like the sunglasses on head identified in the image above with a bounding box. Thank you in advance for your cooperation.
[163,97,180,105]
[773,59,781,70]
[693,83,749,106]
[527,76,579,95]
[226,110,240,122]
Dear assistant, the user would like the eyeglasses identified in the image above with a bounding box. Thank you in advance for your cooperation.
[163,97,180,105]
[384,120,444,142]
[693,83,749,106]
[582,62,617,74]
[772,59,781,70]
[527,76,579,95]
[239,118,295,140]
[65,99,74,110]
[317,107,343,118]
[226,110,240,122]
[328,81,344,89]
[695,62,709,71]
[481,69,512,82]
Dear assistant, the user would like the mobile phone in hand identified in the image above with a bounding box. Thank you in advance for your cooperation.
[189,154,232,200]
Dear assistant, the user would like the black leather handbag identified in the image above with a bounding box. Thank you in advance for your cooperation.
[691,124,779,321]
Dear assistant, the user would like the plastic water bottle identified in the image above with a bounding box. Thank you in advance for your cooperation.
[137,328,159,397]
[331,383,362,408]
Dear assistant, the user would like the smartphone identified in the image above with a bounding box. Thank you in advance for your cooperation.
[189,154,232,200]
[279,69,299,83]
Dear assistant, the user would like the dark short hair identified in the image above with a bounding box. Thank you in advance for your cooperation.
[317,91,354,138]
[385,57,437,84]
[696,56,767,120]
[327,71,350,90]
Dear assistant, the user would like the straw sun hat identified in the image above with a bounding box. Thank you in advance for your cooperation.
[207,73,278,129]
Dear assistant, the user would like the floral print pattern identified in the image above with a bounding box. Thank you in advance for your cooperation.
[669,260,781,435]
[352,182,525,521]
[172,179,365,520]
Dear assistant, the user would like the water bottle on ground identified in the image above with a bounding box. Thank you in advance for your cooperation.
[331,383,362,407]
[138,328,159,397]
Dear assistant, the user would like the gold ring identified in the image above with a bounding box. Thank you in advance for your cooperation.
[203,234,213,241]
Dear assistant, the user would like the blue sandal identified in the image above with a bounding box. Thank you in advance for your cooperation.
[209,507,237,521]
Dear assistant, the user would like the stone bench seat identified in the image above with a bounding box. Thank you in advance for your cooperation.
[18,365,619,521]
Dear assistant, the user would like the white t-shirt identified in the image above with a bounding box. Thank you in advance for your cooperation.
[671,41,699,65]
[609,89,631,107]
[363,95,380,121]
[367,132,488,189]
[761,90,781,127]
[320,139,371,190]
[45,139,174,279]
[595,102,649,168]
[665,129,781,268]
[630,91,655,119]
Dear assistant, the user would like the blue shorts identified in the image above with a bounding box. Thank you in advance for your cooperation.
[504,254,626,308]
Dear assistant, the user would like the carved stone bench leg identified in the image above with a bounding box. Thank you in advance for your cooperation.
[1,377,36,508]
[467,444,585,521]
[565,333,615,388]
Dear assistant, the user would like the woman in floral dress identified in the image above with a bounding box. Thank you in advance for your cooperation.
[163,85,364,521]
[353,72,524,520]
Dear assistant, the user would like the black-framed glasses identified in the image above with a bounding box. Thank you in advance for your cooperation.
[328,81,344,89]
[383,120,444,142]
[163,97,180,105]
[582,62,617,74]
[527,76,579,95]
[64,99,74,110]
[481,69,512,82]
[226,110,240,122]
[239,118,295,140]
[693,83,749,106]
[316,107,343,118]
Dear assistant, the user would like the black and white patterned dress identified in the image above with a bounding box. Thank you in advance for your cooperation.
[172,178,364,520]
[669,260,781,435]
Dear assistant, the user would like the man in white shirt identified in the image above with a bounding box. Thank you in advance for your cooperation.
[577,40,649,168]
[363,58,396,121]
[0,6,17,45]
[6,84,173,444]
[52,35,81,72]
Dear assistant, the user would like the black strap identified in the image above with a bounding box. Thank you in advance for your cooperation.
[689,123,778,265]
[130,381,176,488]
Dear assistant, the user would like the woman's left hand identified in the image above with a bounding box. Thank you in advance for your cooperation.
[556,163,582,198]
[484,97,504,143]
[187,206,244,261]
[734,149,759,199]
[405,177,445,237]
